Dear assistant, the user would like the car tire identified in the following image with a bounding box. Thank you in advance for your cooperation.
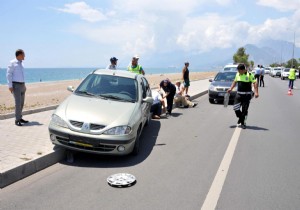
[132,127,141,156]
[209,98,214,104]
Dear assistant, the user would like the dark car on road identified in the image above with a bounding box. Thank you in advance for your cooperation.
[208,71,237,104]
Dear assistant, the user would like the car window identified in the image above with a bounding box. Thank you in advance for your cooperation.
[215,72,236,81]
[141,77,151,97]
[75,74,137,101]
[284,69,290,72]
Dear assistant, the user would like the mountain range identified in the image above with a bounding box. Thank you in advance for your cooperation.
[144,39,299,70]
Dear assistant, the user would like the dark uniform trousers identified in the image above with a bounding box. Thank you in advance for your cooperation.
[233,93,252,124]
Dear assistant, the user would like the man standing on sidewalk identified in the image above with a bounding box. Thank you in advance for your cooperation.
[227,63,259,129]
[6,49,29,126]
[182,62,190,96]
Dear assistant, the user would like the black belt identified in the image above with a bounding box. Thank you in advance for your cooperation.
[12,81,25,84]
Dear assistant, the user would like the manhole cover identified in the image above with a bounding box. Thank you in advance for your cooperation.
[107,173,136,188]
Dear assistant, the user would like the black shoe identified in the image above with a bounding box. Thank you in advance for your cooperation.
[193,103,198,107]
[241,124,246,129]
[15,120,22,126]
[184,105,189,108]
[20,119,29,123]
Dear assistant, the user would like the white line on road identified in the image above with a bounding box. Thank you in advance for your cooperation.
[201,127,242,210]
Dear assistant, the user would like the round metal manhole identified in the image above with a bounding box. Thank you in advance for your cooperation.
[107,173,136,188]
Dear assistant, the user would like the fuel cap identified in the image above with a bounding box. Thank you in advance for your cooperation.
[107,173,136,188]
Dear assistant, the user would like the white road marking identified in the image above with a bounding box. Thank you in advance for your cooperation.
[201,127,242,210]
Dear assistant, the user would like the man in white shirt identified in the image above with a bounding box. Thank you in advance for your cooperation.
[254,65,261,84]
[106,57,118,70]
[174,81,197,108]
[6,49,29,126]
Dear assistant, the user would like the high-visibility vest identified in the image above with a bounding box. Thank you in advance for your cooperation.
[288,68,296,80]
[234,72,255,92]
[128,65,142,74]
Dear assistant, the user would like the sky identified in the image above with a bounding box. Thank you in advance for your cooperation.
[1,0,300,68]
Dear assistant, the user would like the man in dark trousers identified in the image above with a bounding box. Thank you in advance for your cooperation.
[227,64,259,129]
[159,79,176,116]
[6,49,29,126]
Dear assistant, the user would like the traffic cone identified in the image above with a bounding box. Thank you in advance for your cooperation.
[287,88,293,96]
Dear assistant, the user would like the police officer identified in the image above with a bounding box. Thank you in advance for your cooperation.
[288,65,296,89]
[128,55,145,75]
[227,63,259,129]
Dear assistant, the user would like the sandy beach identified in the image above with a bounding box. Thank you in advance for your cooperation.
[0,71,216,115]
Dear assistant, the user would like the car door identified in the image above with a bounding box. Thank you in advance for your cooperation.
[141,77,152,124]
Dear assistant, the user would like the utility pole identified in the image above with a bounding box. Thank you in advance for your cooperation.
[292,30,295,67]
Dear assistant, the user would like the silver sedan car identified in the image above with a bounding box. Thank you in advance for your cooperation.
[48,69,153,155]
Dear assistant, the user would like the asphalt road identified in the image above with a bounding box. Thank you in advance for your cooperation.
[1,76,300,210]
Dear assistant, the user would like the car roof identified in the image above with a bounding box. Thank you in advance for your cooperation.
[92,69,139,79]
[224,64,238,68]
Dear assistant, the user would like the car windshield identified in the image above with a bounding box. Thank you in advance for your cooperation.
[214,72,236,81]
[75,74,138,102]
[284,69,290,72]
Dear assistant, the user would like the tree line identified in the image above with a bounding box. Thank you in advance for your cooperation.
[233,47,299,69]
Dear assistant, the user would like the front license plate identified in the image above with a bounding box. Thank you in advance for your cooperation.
[218,92,225,96]
[69,141,93,148]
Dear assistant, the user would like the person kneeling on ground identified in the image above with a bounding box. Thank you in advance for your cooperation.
[151,90,166,119]
[174,81,197,108]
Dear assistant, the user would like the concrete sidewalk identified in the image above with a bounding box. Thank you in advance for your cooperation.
[0,79,211,188]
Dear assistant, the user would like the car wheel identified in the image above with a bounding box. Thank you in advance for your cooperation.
[132,127,141,156]
[209,98,214,104]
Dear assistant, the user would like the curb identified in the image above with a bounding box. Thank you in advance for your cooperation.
[0,147,66,189]
[0,105,58,120]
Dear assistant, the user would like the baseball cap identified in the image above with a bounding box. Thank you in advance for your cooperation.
[133,54,140,59]
[110,57,118,62]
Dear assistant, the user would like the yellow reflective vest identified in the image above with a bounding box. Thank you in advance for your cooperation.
[128,65,142,74]
[288,68,296,80]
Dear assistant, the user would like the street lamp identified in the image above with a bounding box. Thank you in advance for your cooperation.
[287,28,296,67]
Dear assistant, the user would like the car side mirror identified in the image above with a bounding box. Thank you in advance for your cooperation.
[142,97,154,104]
[67,86,74,92]
[209,79,213,82]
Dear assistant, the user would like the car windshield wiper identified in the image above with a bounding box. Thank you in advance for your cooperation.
[76,90,96,96]
[99,94,135,102]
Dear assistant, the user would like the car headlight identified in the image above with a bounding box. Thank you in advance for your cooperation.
[50,114,69,128]
[209,85,216,91]
[103,126,131,135]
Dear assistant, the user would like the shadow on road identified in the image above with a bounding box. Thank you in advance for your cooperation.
[229,125,269,131]
[60,120,161,168]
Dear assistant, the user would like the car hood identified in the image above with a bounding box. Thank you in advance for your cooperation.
[55,94,137,126]
[211,81,232,87]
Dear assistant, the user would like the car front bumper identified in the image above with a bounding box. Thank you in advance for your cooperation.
[49,126,136,155]
[209,90,236,102]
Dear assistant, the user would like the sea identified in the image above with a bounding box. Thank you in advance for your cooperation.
[0,67,214,85]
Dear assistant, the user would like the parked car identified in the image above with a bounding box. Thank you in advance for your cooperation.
[270,67,282,77]
[281,68,290,80]
[48,69,153,155]
[222,64,238,72]
[208,71,237,104]
[264,67,271,74]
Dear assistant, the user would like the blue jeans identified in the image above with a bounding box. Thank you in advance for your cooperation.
[289,79,295,89]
